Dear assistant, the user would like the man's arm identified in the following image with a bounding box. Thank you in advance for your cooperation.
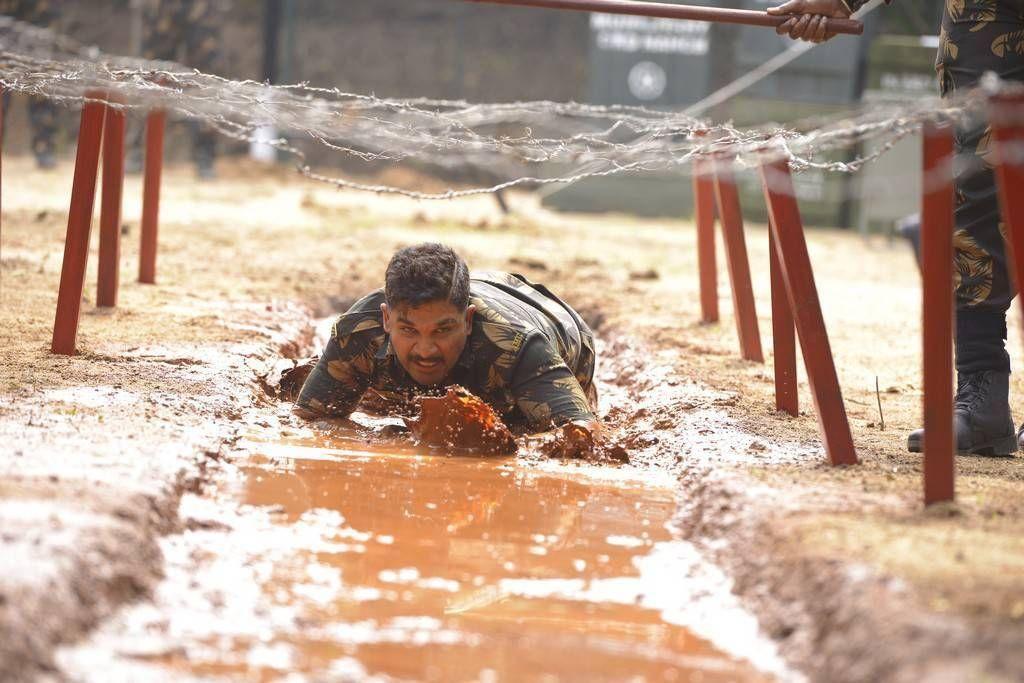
[767,0,886,43]
[511,335,600,457]
[293,320,377,420]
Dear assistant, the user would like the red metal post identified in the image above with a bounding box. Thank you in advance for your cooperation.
[990,93,1024,321]
[713,156,764,363]
[0,85,4,240]
[693,158,719,324]
[97,100,126,308]
[770,222,798,416]
[920,122,956,505]
[139,109,166,284]
[759,156,857,466]
[52,96,106,355]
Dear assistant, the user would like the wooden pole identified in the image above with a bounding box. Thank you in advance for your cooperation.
[52,96,106,355]
[139,109,166,284]
[770,222,798,416]
[760,155,857,466]
[463,0,864,34]
[97,100,126,308]
[920,121,956,505]
[693,158,719,324]
[713,156,764,363]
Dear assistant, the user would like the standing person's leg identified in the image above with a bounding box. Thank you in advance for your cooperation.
[14,0,61,168]
[910,0,1024,455]
[183,1,228,179]
[126,0,182,174]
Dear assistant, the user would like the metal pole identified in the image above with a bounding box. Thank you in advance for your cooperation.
[52,96,106,355]
[713,156,764,363]
[97,100,126,308]
[462,0,864,34]
[693,157,718,324]
[920,122,955,505]
[760,154,857,466]
[139,109,165,284]
[770,223,798,416]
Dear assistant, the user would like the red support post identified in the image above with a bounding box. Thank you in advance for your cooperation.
[990,93,1024,322]
[920,122,957,505]
[713,155,764,363]
[759,155,857,466]
[693,157,719,324]
[52,96,106,355]
[97,100,126,308]
[770,222,798,416]
[139,109,166,284]
[1,85,4,240]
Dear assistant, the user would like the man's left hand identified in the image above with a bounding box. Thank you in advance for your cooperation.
[767,0,851,43]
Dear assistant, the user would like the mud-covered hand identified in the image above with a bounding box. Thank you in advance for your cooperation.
[542,420,599,460]
[767,0,851,43]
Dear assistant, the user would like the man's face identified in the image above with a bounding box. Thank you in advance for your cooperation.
[382,299,475,386]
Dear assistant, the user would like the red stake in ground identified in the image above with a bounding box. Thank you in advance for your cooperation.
[98,100,126,308]
[693,157,719,324]
[139,109,166,284]
[920,122,956,505]
[990,92,1024,352]
[769,221,798,416]
[759,155,857,466]
[713,155,764,363]
[52,94,107,355]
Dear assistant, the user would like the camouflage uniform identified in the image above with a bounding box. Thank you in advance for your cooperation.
[297,272,598,431]
[141,0,227,169]
[0,0,61,163]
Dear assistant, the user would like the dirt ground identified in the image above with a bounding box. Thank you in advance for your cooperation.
[2,153,1023,681]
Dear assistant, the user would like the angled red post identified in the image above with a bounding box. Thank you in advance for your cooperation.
[139,109,166,284]
[759,154,857,466]
[97,99,126,308]
[52,94,107,355]
[990,92,1024,320]
[770,221,798,416]
[712,155,764,362]
[693,157,719,323]
[920,121,956,505]
[1,85,4,240]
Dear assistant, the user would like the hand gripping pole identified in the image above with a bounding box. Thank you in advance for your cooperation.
[462,0,864,35]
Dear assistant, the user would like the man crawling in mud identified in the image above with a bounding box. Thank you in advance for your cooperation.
[293,243,600,457]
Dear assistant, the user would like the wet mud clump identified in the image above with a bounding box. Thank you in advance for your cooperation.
[406,385,518,455]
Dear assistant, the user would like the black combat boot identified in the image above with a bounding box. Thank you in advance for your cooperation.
[908,370,1017,456]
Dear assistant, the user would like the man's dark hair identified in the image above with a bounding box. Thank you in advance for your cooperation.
[384,243,471,310]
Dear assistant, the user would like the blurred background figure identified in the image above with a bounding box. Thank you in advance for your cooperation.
[130,0,229,178]
[0,0,63,169]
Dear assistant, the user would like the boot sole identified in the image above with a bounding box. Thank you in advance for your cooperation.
[907,433,1017,457]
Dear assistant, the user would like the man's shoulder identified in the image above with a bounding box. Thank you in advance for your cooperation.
[333,290,386,340]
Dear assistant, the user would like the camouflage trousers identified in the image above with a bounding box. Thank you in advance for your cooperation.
[138,0,229,164]
[937,0,1024,372]
[0,0,61,159]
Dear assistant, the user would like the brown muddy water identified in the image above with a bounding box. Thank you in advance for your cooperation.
[59,425,796,682]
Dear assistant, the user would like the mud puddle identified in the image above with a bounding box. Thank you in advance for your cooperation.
[59,424,795,682]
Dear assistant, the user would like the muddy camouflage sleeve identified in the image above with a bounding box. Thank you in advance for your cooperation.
[295,317,380,417]
[511,335,596,429]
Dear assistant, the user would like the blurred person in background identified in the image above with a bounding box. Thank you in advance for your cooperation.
[130,0,229,178]
[0,0,63,169]
[770,0,1024,456]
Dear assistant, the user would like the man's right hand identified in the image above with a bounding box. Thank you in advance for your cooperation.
[767,0,851,43]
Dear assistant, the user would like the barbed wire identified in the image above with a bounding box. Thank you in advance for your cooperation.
[0,15,998,201]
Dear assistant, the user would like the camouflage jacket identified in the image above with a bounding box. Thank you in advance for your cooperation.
[296,272,597,430]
